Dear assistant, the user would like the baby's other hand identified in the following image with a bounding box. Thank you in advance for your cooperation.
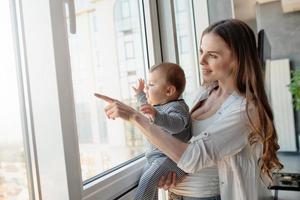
[140,104,156,121]
[132,78,145,94]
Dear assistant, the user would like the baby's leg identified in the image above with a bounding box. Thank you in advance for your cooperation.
[134,157,186,200]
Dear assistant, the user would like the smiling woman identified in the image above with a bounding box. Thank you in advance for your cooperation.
[199,33,236,85]
[95,19,283,200]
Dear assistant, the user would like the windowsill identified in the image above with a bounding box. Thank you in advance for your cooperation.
[82,156,146,200]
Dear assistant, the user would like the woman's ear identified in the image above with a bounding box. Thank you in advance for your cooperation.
[228,59,237,75]
[166,85,177,97]
[229,58,238,69]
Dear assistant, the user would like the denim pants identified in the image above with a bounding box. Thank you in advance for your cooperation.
[169,192,221,200]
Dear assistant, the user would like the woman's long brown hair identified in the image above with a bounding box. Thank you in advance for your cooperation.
[202,19,283,179]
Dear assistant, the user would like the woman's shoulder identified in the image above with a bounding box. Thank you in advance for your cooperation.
[187,87,206,108]
[191,83,217,102]
[229,92,255,113]
[193,86,207,100]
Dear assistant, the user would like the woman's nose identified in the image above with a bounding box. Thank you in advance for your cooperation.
[199,53,206,65]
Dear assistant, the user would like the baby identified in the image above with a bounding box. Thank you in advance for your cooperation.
[132,62,191,200]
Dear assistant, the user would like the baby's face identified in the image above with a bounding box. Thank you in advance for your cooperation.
[145,70,170,105]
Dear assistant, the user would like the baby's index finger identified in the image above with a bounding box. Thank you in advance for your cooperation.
[94,93,115,103]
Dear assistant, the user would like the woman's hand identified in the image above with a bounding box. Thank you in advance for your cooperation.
[158,172,177,190]
[94,93,139,121]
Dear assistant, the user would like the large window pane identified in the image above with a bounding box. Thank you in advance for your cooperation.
[174,0,200,102]
[67,0,147,181]
[0,1,30,199]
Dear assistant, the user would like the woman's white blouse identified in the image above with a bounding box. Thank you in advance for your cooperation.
[177,85,272,200]
[170,114,220,198]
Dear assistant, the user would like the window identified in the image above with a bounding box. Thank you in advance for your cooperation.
[16,0,161,198]
[124,41,135,59]
[174,0,200,102]
[0,1,31,199]
[16,0,210,198]
[175,0,187,13]
[121,0,131,18]
[67,0,148,182]
[179,35,190,54]
[92,13,98,32]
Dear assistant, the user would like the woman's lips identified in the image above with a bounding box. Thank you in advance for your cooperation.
[202,68,212,75]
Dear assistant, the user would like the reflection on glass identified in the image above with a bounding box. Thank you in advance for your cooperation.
[67,0,147,181]
[174,0,200,102]
[0,1,30,199]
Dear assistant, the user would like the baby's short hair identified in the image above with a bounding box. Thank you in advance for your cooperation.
[150,62,186,97]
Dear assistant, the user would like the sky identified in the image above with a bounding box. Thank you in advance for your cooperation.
[0,0,23,144]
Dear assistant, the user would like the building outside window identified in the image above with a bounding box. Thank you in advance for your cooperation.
[67,0,147,181]
[124,41,135,59]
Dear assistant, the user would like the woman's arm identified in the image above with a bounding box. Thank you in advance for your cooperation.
[95,93,250,173]
[177,103,250,173]
[132,112,188,162]
[95,93,188,163]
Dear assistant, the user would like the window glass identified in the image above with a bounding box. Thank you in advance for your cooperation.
[121,0,130,18]
[0,1,30,199]
[174,0,200,102]
[67,0,147,181]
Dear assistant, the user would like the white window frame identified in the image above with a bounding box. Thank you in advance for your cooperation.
[20,0,81,199]
[9,0,41,199]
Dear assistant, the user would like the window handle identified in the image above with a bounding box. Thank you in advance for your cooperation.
[65,0,76,34]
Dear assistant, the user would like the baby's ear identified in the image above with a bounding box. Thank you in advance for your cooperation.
[166,85,177,97]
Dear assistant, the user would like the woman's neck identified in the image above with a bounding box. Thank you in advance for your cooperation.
[216,79,236,97]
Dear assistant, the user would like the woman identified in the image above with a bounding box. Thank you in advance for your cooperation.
[95,19,283,200]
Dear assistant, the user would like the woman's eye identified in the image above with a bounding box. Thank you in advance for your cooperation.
[209,54,217,58]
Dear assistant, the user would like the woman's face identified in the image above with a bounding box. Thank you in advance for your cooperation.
[199,33,236,83]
